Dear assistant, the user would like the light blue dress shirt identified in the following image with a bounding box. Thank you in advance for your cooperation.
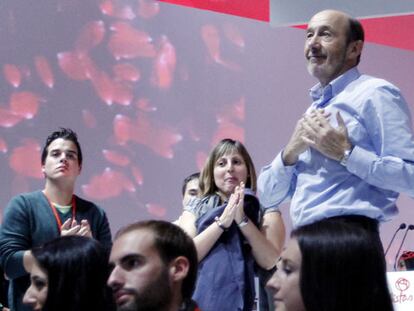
[258,67,414,228]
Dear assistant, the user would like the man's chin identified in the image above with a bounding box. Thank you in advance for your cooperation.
[115,294,138,311]
[307,64,321,75]
[307,65,328,82]
[116,300,138,311]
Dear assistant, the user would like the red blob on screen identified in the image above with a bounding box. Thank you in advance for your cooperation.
[34,56,54,88]
[3,64,21,88]
[112,115,130,144]
[0,137,7,153]
[135,98,157,112]
[223,23,245,48]
[201,24,221,62]
[131,165,144,185]
[57,51,96,81]
[113,63,141,82]
[103,149,131,166]
[100,0,136,20]
[0,107,23,128]
[112,80,134,106]
[99,0,114,16]
[151,35,176,89]
[91,75,135,106]
[108,22,156,60]
[75,20,106,53]
[82,109,97,128]
[89,69,115,105]
[116,5,136,20]
[137,0,160,19]
[146,202,167,217]
[211,121,244,146]
[122,177,136,193]
[9,139,43,179]
[201,23,241,71]
[82,167,135,200]
[113,113,182,158]
[216,97,245,123]
[10,91,41,120]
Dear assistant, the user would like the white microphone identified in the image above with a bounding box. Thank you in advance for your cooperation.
[393,224,414,271]
[384,223,406,257]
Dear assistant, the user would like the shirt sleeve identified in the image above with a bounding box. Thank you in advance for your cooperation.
[346,84,414,197]
[0,196,31,279]
[257,151,296,210]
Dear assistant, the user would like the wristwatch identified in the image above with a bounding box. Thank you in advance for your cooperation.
[340,147,353,166]
[237,215,249,228]
[214,216,228,231]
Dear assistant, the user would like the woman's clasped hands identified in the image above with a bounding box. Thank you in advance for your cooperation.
[218,182,246,229]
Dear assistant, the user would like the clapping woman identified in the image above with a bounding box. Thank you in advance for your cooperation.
[179,138,285,311]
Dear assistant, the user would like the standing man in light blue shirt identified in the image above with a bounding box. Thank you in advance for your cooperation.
[258,10,414,231]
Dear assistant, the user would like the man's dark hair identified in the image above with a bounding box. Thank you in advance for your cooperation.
[41,128,82,166]
[182,172,200,196]
[346,17,364,65]
[115,220,198,300]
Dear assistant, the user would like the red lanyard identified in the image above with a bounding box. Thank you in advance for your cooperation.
[43,192,76,233]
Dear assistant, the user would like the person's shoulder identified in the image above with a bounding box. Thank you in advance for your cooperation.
[7,190,43,205]
[357,74,400,91]
[73,195,105,213]
[3,191,45,216]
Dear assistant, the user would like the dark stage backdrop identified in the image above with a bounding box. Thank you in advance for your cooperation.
[0,0,413,270]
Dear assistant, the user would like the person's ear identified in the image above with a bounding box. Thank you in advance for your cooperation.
[169,256,190,282]
[347,40,363,62]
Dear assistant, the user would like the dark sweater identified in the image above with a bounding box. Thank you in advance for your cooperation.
[0,190,112,311]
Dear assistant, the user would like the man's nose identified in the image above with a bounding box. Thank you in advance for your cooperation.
[59,153,69,162]
[107,266,123,288]
[307,34,320,49]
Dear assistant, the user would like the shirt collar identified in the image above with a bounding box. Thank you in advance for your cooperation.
[309,67,361,107]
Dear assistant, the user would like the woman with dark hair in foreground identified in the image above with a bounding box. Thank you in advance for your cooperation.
[266,218,393,311]
[23,236,112,311]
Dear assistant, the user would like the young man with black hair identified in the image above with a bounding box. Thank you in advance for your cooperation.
[0,128,112,311]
